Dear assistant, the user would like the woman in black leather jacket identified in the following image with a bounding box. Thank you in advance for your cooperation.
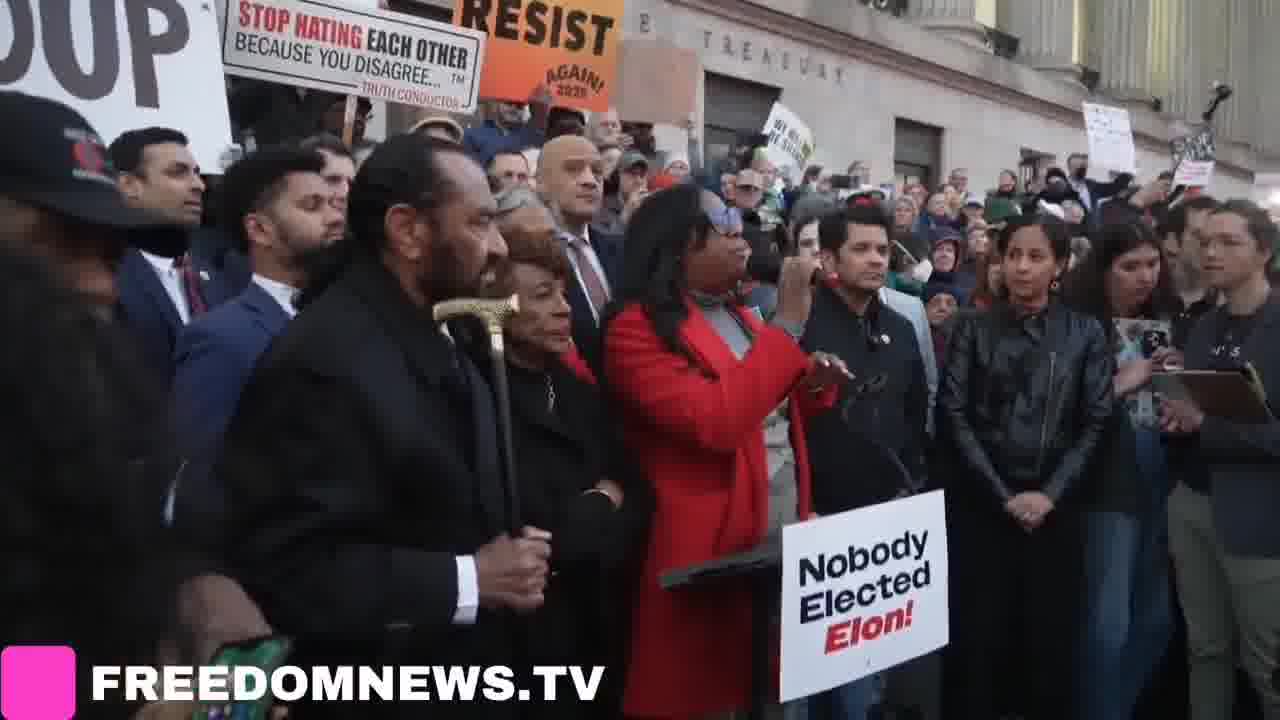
[939,214,1115,720]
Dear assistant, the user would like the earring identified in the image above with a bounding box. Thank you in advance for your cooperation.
[1051,279,1061,292]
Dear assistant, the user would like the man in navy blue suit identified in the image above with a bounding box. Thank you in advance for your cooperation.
[110,127,246,385]
[169,146,344,541]
[535,135,624,372]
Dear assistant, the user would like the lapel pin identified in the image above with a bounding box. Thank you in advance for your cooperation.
[880,334,891,346]
[199,270,210,281]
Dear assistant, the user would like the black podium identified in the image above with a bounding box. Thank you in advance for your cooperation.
[660,534,782,720]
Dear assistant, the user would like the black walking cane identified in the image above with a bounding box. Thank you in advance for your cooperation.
[433,295,523,534]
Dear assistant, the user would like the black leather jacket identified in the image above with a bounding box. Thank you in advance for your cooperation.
[940,301,1114,506]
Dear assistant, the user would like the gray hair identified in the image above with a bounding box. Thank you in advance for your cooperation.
[494,186,545,216]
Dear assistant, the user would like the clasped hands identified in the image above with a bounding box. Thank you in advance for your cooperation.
[1005,491,1054,533]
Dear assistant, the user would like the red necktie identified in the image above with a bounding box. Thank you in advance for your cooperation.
[567,236,608,316]
[174,253,208,317]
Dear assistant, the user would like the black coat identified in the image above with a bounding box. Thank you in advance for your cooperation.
[218,255,516,719]
[503,361,648,718]
[939,300,1115,509]
[802,285,929,514]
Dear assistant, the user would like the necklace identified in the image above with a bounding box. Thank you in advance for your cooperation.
[544,374,556,413]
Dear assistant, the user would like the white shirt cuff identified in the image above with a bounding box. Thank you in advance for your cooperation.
[453,555,479,625]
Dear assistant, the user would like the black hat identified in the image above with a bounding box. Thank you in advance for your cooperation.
[0,91,167,229]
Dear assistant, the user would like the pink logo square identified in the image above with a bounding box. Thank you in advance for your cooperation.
[1,646,77,720]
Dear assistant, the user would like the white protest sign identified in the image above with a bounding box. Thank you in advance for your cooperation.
[780,490,949,703]
[1174,160,1215,187]
[1082,102,1137,174]
[222,0,485,113]
[762,102,814,175]
[0,0,233,172]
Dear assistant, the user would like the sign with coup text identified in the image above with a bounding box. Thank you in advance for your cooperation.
[780,490,950,703]
[223,0,486,113]
[0,0,233,172]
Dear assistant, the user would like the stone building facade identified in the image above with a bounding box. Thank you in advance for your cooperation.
[396,0,1280,198]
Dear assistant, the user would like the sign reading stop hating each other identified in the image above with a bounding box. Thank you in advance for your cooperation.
[223,0,485,113]
[0,0,232,172]
[454,0,622,112]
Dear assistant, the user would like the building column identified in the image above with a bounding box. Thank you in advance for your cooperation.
[1001,0,1079,85]
[1091,0,1152,106]
[1219,0,1254,145]
[1257,0,1280,155]
[911,0,989,51]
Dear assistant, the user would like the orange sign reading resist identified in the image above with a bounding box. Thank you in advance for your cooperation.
[454,0,623,112]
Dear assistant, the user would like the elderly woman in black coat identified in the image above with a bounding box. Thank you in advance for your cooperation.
[482,219,648,719]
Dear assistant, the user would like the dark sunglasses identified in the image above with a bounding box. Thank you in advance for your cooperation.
[704,206,744,237]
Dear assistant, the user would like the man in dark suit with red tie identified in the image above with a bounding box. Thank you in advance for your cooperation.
[109,127,244,385]
[536,135,624,373]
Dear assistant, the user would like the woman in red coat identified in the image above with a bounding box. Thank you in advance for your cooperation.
[602,183,849,718]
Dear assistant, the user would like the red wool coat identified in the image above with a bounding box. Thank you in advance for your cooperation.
[605,300,834,718]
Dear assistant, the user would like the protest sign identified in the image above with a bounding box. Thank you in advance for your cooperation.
[0,0,232,172]
[615,38,697,126]
[222,0,485,114]
[454,0,623,112]
[1171,125,1216,187]
[1174,160,1214,187]
[762,102,815,178]
[780,490,949,703]
[1082,102,1136,174]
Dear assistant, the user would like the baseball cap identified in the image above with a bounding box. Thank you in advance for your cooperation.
[0,91,166,230]
[619,151,649,173]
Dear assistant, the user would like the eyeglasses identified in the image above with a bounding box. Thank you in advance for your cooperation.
[704,206,744,237]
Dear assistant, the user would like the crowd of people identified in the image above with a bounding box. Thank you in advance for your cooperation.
[3,77,1280,720]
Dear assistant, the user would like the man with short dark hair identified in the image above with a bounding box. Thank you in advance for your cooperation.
[298,133,357,210]
[1162,199,1280,720]
[219,135,550,719]
[487,150,531,194]
[170,147,345,545]
[1162,195,1222,346]
[110,126,241,383]
[802,205,930,720]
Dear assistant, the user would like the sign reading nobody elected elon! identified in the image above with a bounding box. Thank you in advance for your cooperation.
[454,0,622,112]
[224,0,486,113]
[780,491,949,702]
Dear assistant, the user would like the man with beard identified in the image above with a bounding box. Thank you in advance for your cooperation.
[217,135,551,719]
[169,147,345,542]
